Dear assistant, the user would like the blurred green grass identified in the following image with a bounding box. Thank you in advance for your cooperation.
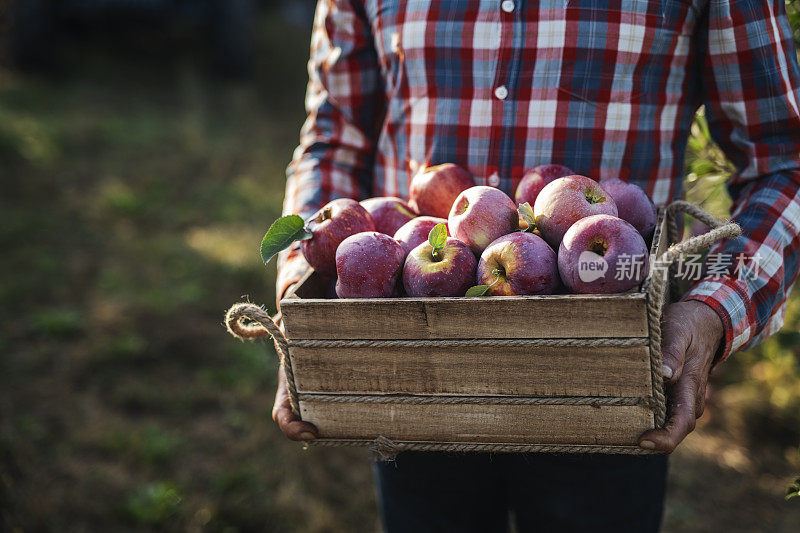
[0,6,799,532]
[0,11,376,532]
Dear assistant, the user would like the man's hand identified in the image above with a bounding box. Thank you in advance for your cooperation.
[272,280,320,442]
[273,365,318,441]
[638,300,724,453]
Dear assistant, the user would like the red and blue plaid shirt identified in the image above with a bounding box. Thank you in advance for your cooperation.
[279,0,800,363]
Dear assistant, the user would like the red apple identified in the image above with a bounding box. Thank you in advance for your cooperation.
[335,232,406,298]
[360,196,417,236]
[558,214,649,293]
[393,216,448,255]
[598,178,657,240]
[476,232,560,295]
[301,198,375,276]
[403,237,477,297]
[448,186,518,254]
[515,164,573,206]
[533,175,618,248]
[409,163,474,218]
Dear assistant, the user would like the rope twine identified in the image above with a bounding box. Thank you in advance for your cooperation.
[225,303,301,416]
[299,393,655,408]
[224,200,740,456]
[310,437,658,461]
[289,337,647,349]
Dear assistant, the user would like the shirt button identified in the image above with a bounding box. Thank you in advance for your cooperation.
[488,172,500,187]
[494,85,509,100]
[501,0,515,12]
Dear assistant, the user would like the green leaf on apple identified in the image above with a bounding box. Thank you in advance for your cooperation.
[260,214,313,265]
[428,223,448,250]
[464,269,503,297]
[518,202,536,232]
[465,284,491,297]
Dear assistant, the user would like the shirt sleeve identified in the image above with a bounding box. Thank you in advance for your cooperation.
[683,0,800,363]
[276,0,385,301]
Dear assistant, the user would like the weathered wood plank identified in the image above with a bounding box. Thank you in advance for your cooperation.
[290,345,652,397]
[287,267,322,300]
[281,293,648,339]
[640,207,666,294]
[299,401,654,445]
[654,207,670,263]
[641,208,671,307]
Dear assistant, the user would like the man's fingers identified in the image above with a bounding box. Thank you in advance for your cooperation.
[660,310,690,385]
[694,379,708,419]
[639,374,698,453]
[272,367,318,441]
[273,400,318,441]
[682,346,711,420]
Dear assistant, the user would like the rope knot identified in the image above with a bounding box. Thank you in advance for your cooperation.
[371,435,402,461]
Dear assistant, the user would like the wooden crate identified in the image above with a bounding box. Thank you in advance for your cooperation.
[227,201,739,456]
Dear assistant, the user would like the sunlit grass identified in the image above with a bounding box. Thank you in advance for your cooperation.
[185,225,264,269]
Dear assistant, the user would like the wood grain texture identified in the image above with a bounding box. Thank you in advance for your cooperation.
[290,345,653,397]
[641,207,667,294]
[642,208,671,308]
[286,267,321,300]
[281,293,648,340]
[299,401,655,445]
[653,208,670,263]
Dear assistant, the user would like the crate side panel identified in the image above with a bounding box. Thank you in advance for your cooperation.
[299,401,655,445]
[281,295,648,340]
[647,207,672,309]
[654,207,671,261]
[291,345,653,397]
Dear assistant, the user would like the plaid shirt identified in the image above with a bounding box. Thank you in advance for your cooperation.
[279,0,800,363]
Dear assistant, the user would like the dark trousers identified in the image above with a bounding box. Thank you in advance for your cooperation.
[373,452,668,533]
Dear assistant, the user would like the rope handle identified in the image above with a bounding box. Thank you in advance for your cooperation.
[662,200,742,264]
[648,201,742,311]
[225,303,300,415]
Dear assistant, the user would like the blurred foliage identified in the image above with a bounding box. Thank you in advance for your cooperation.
[0,9,375,532]
[788,0,800,45]
[683,100,800,492]
[124,482,183,526]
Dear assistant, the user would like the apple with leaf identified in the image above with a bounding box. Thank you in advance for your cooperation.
[394,216,448,255]
[467,203,560,297]
[403,223,477,297]
[260,198,374,277]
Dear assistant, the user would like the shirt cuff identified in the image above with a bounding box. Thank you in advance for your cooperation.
[682,276,754,365]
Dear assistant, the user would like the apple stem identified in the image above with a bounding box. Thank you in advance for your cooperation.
[315,206,333,223]
[585,191,606,205]
[589,240,608,256]
[431,242,444,261]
